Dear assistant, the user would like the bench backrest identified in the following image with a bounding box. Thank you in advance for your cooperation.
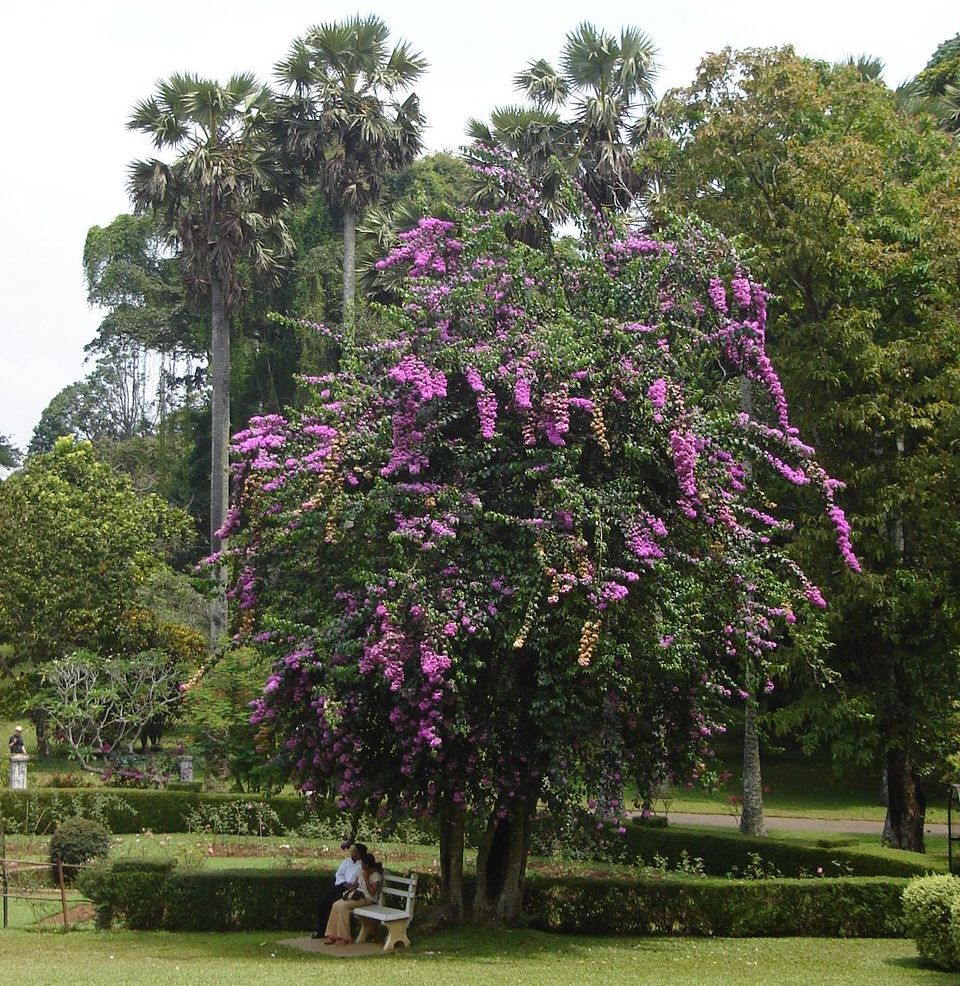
[377,871,418,918]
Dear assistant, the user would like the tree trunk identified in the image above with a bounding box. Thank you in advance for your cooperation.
[438,804,465,922]
[737,376,766,838]
[29,707,49,759]
[472,797,534,924]
[883,748,926,852]
[739,669,767,837]
[342,206,357,353]
[209,277,230,651]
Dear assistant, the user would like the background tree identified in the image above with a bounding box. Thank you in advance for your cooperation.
[183,646,282,792]
[0,435,21,470]
[275,15,426,347]
[907,33,960,132]
[468,22,659,226]
[39,649,190,772]
[0,437,196,753]
[128,73,293,647]
[222,157,851,923]
[647,46,960,851]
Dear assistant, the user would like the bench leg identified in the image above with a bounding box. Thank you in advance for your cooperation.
[382,917,411,951]
[355,916,377,944]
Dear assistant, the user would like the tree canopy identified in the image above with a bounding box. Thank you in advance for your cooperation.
[646,46,960,850]
[221,156,853,920]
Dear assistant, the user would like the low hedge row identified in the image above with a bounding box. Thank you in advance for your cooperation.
[0,788,326,835]
[621,821,934,878]
[79,861,909,937]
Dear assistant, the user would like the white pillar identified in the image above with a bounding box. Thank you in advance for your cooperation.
[8,754,28,790]
[178,756,194,783]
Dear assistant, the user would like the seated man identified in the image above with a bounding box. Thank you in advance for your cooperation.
[312,840,366,938]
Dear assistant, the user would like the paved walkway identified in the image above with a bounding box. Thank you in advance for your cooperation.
[665,810,949,837]
[279,936,389,958]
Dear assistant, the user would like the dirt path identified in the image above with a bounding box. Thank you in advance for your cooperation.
[664,810,949,837]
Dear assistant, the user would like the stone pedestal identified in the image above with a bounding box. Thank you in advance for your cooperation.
[178,755,194,783]
[8,754,28,789]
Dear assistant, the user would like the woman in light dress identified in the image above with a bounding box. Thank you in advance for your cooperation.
[324,851,383,944]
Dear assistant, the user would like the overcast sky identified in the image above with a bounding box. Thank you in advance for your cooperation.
[1,0,955,451]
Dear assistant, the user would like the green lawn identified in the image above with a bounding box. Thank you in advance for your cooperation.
[0,927,953,986]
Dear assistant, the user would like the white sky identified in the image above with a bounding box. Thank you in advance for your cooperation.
[1,0,956,451]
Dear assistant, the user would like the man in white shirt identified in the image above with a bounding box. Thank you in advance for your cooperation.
[312,840,366,938]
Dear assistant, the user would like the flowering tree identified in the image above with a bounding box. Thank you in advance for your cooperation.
[221,155,857,922]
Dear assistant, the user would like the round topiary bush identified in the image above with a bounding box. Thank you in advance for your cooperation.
[49,817,111,885]
[902,874,960,970]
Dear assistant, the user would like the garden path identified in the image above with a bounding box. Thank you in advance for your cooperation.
[662,810,949,836]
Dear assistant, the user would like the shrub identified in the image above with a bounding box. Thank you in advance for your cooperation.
[902,875,960,970]
[49,817,111,884]
[78,859,175,930]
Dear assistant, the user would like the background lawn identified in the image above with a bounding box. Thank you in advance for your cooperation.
[0,927,954,986]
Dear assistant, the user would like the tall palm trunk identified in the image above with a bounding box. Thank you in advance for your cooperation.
[209,276,230,650]
[342,206,358,352]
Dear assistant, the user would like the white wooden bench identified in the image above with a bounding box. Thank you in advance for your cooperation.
[353,872,418,950]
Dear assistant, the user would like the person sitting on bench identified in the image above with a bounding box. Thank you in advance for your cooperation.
[323,851,383,945]
[311,840,366,939]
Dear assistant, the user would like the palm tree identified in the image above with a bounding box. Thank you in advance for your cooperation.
[275,16,427,349]
[470,23,659,220]
[128,73,292,648]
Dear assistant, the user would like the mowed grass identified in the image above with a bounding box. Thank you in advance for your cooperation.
[0,927,953,986]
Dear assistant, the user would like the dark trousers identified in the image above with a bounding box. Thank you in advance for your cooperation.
[316,882,351,934]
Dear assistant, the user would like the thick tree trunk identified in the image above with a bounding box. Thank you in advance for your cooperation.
[29,707,49,759]
[438,804,465,922]
[209,277,230,651]
[883,748,926,852]
[472,797,534,925]
[342,207,357,352]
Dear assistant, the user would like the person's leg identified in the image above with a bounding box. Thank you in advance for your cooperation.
[324,899,345,941]
[314,883,346,936]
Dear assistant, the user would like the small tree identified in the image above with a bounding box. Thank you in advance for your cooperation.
[222,155,855,922]
[0,438,194,752]
[39,650,187,772]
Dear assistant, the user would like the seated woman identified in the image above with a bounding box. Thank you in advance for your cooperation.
[323,851,383,945]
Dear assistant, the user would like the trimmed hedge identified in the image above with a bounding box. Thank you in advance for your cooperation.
[528,873,908,937]
[79,861,909,937]
[0,788,327,835]
[621,821,934,878]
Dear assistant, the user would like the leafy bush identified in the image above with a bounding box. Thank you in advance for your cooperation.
[78,859,176,930]
[902,875,960,970]
[49,817,111,884]
[41,772,92,789]
[101,753,176,789]
[185,800,284,837]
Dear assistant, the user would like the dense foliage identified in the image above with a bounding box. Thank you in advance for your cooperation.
[902,875,960,970]
[49,817,111,884]
[221,154,855,920]
[647,46,960,851]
